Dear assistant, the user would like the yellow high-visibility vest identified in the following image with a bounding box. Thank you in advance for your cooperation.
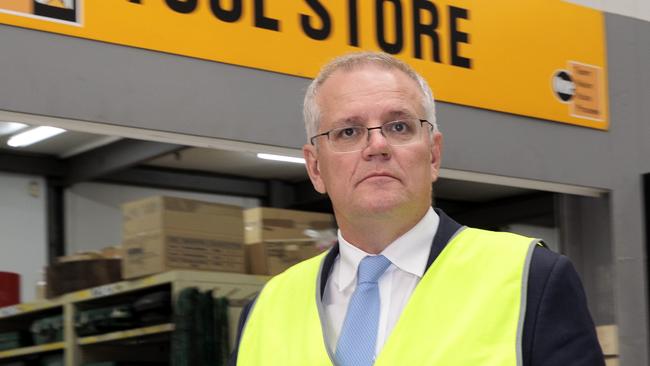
[238,227,539,366]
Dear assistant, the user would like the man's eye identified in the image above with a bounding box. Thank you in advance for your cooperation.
[336,128,359,139]
[389,121,409,133]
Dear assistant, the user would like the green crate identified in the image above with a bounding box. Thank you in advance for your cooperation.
[0,340,22,351]
[30,315,63,345]
[0,331,31,350]
[0,332,21,343]
[39,354,63,366]
[0,361,29,366]
[76,304,138,337]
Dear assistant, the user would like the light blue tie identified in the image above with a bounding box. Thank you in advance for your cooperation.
[335,255,391,366]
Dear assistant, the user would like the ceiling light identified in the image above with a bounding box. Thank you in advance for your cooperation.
[257,153,305,164]
[0,122,28,136]
[7,126,66,147]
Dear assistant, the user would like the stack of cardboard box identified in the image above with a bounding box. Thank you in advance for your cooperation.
[121,196,245,279]
[244,207,336,275]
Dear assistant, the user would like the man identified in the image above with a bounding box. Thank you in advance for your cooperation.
[229,52,604,365]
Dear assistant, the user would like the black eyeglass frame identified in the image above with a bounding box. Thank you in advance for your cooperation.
[309,119,434,147]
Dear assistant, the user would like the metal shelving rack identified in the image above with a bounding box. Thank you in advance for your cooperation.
[0,270,267,365]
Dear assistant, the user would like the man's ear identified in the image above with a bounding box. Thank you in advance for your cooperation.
[430,132,443,183]
[303,144,327,194]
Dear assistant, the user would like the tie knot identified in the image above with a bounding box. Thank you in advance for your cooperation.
[357,255,391,284]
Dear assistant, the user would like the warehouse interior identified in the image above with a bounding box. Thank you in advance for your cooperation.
[2,0,649,364]
[0,61,624,366]
[0,116,615,321]
[0,119,575,258]
[0,96,620,364]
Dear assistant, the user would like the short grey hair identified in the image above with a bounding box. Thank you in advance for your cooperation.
[303,51,438,141]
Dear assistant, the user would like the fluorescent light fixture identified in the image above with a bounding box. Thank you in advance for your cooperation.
[7,126,66,147]
[0,122,28,136]
[257,153,305,164]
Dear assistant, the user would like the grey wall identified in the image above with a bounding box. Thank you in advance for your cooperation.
[65,182,260,254]
[0,23,624,189]
[0,172,47,303]
[504,224,560,253]
[606,15,650,365]
[0,174,261,301]
[639,20,650,172]
[565,0,650,22]
[1,12,650,364]
[558,194,615,325]
[0,24,306,148]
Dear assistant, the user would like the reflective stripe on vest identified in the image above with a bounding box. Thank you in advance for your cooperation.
[237,227,539,366]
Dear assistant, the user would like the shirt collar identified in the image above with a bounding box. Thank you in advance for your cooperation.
[336,207,439,292]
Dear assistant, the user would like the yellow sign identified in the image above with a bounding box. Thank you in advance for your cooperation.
[0,0,608,129]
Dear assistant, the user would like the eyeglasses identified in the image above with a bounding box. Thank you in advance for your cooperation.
[310,119,433,153]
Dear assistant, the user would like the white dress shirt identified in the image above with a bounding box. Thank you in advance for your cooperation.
[322,208,439,356]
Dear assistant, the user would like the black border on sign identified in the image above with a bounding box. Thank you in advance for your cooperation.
[33,1,75,22]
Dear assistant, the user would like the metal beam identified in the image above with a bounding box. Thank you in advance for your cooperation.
[267,180,296,208]
[292,180,326,204]
[434,198,476,216]
[450,193,555,229]
[0,150,65,177]
[100,166,268,198]
[46,178,65,263]
[63,139,185,186]
[287,182,506,217]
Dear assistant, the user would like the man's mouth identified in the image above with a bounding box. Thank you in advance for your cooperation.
[357,172,399,185]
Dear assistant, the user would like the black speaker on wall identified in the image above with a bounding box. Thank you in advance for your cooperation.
[33,1,76,22]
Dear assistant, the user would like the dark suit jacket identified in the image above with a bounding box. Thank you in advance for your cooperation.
[229,209,604,366]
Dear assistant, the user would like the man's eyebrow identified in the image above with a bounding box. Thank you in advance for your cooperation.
[329,110,416,128]
[385,109,417,119]
[331,117,364,128]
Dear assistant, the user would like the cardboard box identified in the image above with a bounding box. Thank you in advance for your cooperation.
[596,324,619,356]
[46,258,122,298]
[244,207,335,244]
[123,196,244,239]
[122,230,245,279]
[246,240,324,275]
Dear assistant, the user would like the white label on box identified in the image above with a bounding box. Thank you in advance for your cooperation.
[90,284,122,298]
[0,305,20,317]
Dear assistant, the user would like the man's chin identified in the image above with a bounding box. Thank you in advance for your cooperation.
[350,196,407,217]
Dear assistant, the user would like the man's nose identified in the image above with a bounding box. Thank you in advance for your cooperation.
[362,128,391,158]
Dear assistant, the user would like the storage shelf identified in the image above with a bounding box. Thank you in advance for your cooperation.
[0,271,266,318]
[0,341,64,359]
[67,270,267,303]
[0,270,266,365]
[0,300,62,319]
[78,323,175,346]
